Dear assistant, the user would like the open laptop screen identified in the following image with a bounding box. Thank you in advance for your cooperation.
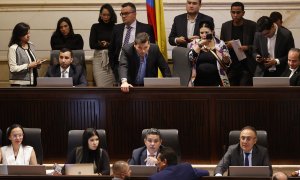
[36,77,73,87]
[229,166,270,177]
[144,77,181,87]
[129,165,157,177]
[64,164,94,175]
[253,77,289,87]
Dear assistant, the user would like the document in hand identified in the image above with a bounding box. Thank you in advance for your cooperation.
[231,39,247,61]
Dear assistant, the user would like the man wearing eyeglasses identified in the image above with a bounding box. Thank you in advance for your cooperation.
[253,16,294,77]
[128,128,164,166]
[169,0,214,48]
[214,126,272,176]
[220,2,257,86]
[108,2,155,84]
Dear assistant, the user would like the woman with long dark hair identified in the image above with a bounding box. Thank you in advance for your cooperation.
[8,22,44,86]
[0,124,37,165]
[65,128,110,175]
[50,17,84,50]
[89,4,117,86]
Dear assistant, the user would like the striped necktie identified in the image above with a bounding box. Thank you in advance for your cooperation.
[123,26,132,46]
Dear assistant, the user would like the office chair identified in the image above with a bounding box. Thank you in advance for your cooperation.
[142,129,181,162]
[6,128,43,165]
[228,130,268,148]
[50,50,86,74]
[172,47,192,86]
[67,129,107,157]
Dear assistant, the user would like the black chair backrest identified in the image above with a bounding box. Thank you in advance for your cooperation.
[172,47,192,86]
[229,130,268,148]
[50,50,86,74]
[67,129,107,157]
[6,127,43,165]
[142,129,181,161]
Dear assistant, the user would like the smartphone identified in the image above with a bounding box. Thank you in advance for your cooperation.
[206,34,213,40]
[184,37,192,43]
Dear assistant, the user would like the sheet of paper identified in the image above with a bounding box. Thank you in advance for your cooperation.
[231,39,247,61]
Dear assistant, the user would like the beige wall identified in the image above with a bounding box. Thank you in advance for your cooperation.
[1,0,300,84]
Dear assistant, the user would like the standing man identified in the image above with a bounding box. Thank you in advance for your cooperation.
[169,0,214,48]
[45,48,87,86]
[214,126,272,176]
[220,2,257,85]
[119,32,171,93]
[281,48,300,86]
[253,16,294,77]
[108,2,155,83]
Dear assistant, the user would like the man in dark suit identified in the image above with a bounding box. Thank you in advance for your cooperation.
[119,32,171,93]
[214,126,272,176]
[149,147,209,180]
[253,16,294,77]
[128,128,163,166]
[45,48,87,86]
[281,48,300,86]
[168,0,214,48]
[108,2,155,82]
[220,2,257,85]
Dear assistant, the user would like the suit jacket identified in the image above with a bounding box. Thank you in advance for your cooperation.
[214,143,272,176]
[45,64,87,86]
[128,146,164,165]
[149,163,209,180]
[253,26,295,77]
[168,13,214,47]
[119,43,171,84]
[220,19,257,74]
[108,21,155,80]
[281,67,300,86]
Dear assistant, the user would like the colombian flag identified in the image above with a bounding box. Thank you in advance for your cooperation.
[146,0,168,77]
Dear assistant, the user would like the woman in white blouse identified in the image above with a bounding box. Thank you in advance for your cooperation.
[0,124,37,165]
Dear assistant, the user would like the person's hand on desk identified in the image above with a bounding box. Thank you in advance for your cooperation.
[121,81,133,93]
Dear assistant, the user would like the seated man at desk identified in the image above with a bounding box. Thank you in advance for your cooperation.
[149,147,209,180]
[214,126,272,176]
[119,32,171,93]
[112,160,131,180]
[45,48,87,86]
[128,128,163,166]
[281,48,300,86]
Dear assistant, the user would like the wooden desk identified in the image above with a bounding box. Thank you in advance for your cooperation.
[0,87,299,163]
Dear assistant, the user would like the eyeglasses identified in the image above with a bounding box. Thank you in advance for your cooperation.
[231,11,243,14]
[12,134,24,139]
[120,11,135,17]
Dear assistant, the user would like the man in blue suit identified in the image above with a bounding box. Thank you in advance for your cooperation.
[149,147,209,180]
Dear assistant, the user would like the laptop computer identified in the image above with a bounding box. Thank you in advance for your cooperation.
[0,165,46,175]
[129,165,157,177]
[229,166,270,177]
[64,164,94,175]
[144,77,181,87]
[253,77,289,87]
[36,77,73,87]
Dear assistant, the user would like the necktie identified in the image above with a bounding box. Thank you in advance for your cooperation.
[61,70,67,78]
[244,153,250,166]
[123,26,132,46]
[136,56,146,85]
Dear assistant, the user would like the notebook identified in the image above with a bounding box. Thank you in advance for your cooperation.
[64,164,94,175]
[36,77,73,87]
[0,165,46,175]
[229,166,270,176]
[143,77,181,87]
[129,165,157,177]
[253,77,289,87]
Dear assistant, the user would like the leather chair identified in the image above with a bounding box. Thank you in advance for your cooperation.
[50,50,86,74]
[67,129,107,157]
[172,47,192,86]
[228,130,268,148]
[6,128,43,165]
[142,129,181,161]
